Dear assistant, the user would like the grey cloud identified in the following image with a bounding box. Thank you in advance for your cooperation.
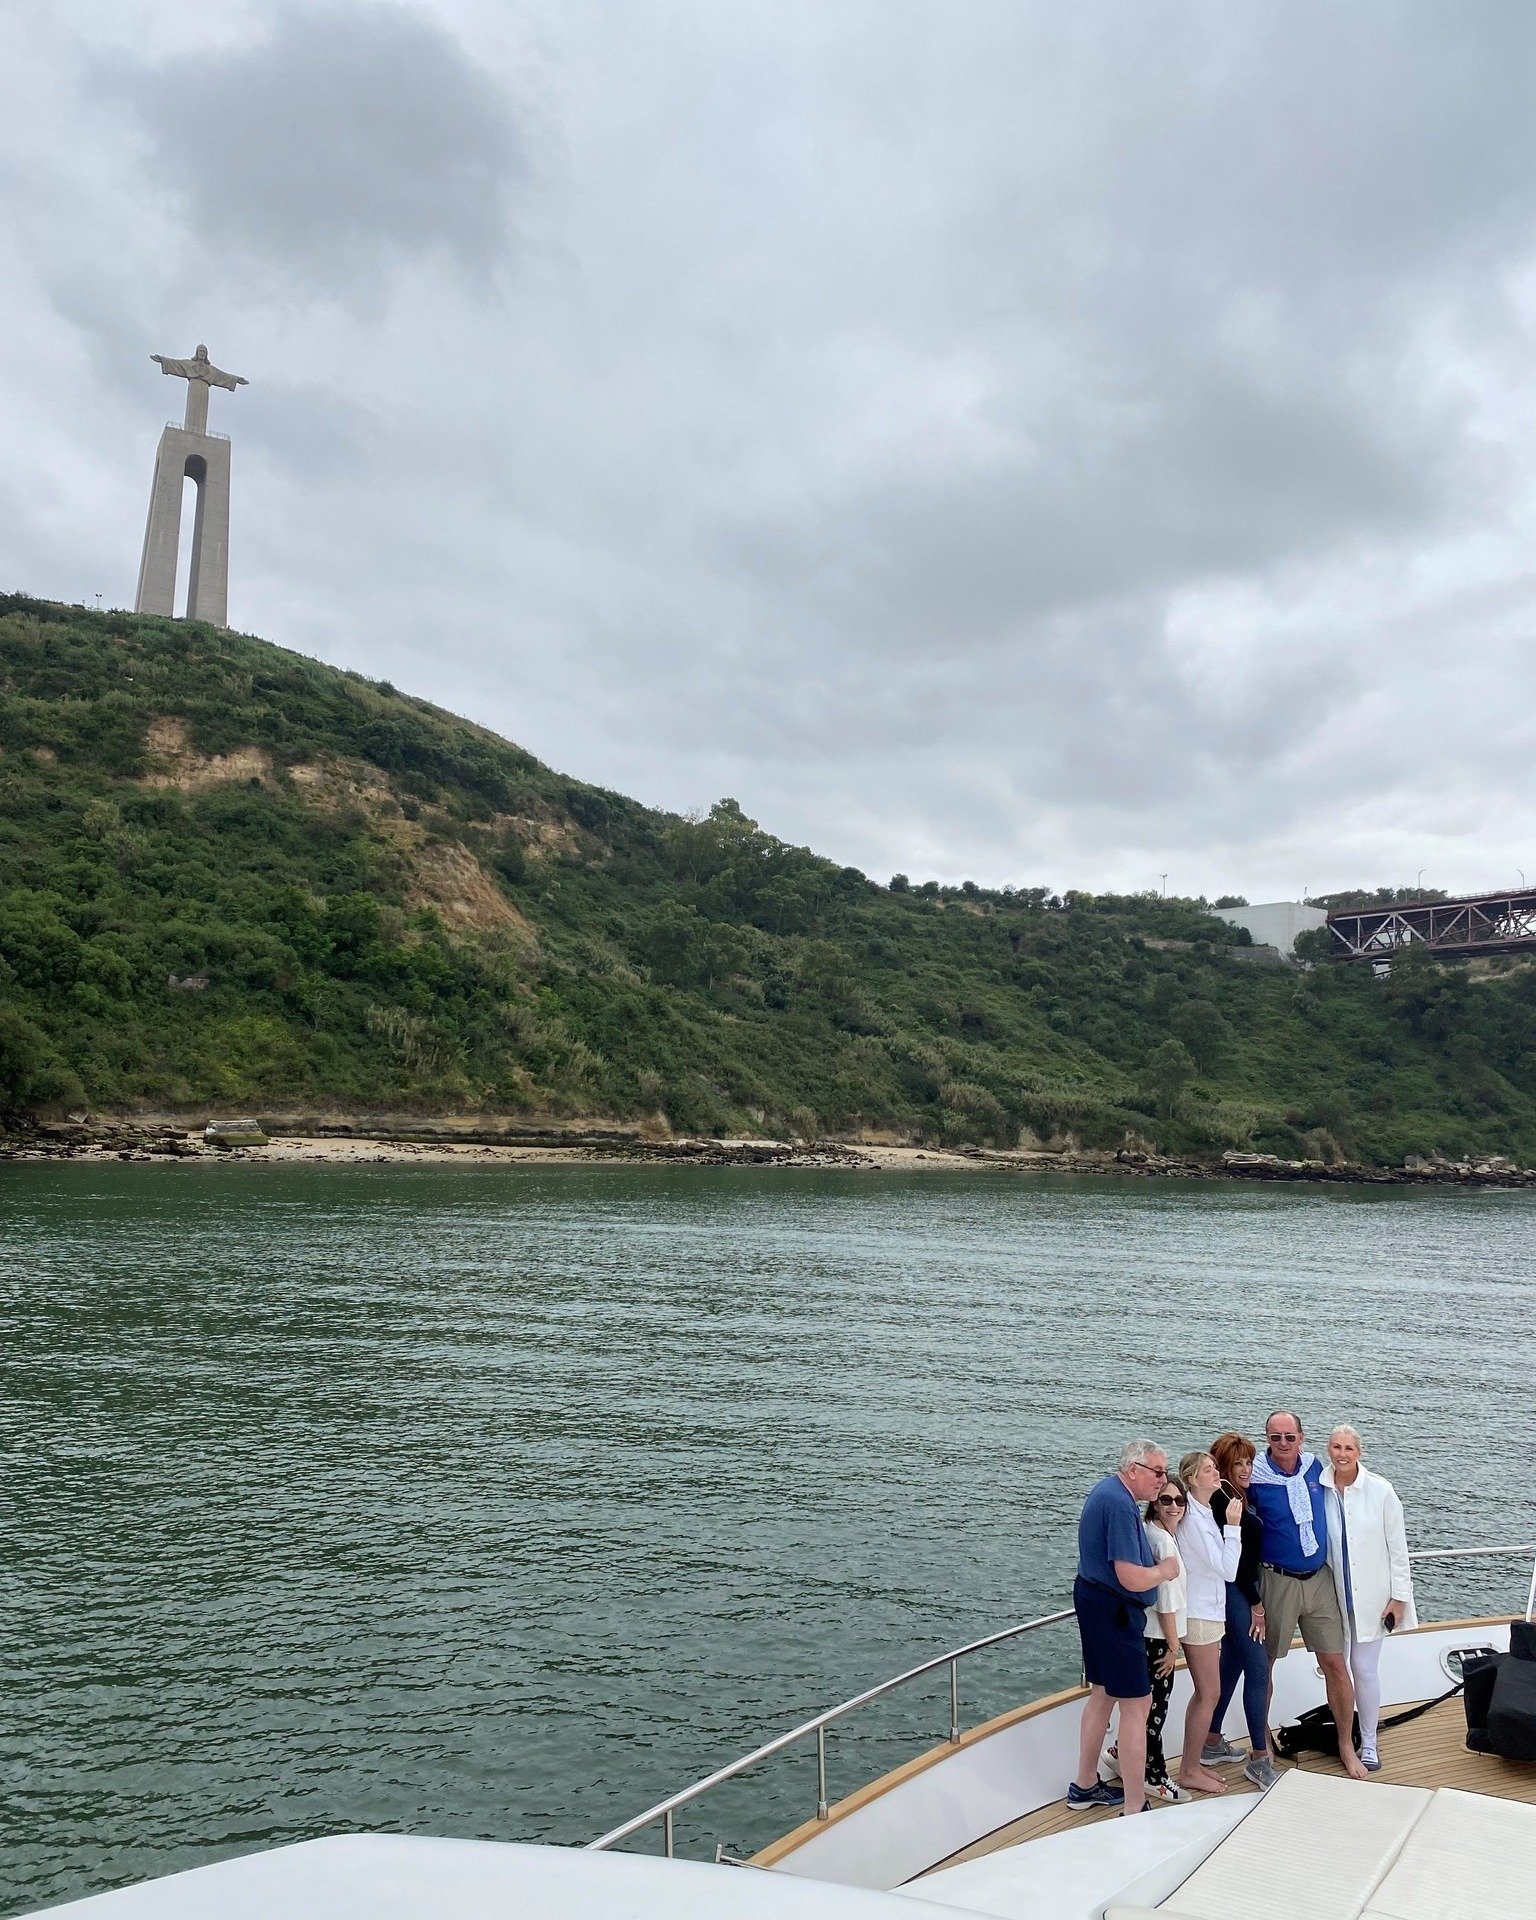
[723,359,1435,657]
[110,3,521,286]
[11,0,1536,903]
[238,382,382,482]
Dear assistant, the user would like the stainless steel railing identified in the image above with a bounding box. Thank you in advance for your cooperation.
[1410,1541,1536,1624]
[587,1541,1536,1860]
[588,1603,1075,1858]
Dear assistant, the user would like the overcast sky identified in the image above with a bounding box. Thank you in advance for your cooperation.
[5,2,1536,900]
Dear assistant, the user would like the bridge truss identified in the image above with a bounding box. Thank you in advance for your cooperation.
[1328,889,1536,963]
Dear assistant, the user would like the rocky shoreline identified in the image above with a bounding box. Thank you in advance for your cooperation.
[0,1119,879,1171]
[1104,1146,1536,1187]
[3,1119,1536,1188]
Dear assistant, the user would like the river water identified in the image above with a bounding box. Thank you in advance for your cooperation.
[2,1162,1533,1913]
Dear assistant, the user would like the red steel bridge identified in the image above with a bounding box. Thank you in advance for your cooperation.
[1328,888,1536,962]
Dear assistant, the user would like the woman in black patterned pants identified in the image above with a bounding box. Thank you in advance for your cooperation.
[1140,1479,1190,1801]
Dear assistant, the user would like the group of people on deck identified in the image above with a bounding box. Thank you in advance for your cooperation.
[1069,1412,1415,1815]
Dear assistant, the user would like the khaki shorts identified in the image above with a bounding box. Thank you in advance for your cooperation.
[1260,1564,1345,1662]
[1183,1617,1226,1647]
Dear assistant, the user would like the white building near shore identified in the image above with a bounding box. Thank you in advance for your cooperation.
[1211,900,1328,955]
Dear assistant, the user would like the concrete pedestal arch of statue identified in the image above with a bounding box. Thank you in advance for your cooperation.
[134,345,248,626]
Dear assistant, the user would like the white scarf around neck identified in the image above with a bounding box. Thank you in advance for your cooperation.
[1250,1449,1319,1556]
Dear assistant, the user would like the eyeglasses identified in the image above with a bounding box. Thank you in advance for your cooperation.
[1132,1461,1168,1479]
[1268,1432,1299,1442]
[1156,1494,1187,1508]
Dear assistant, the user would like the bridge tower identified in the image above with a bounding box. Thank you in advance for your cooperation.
[134,344,247,627]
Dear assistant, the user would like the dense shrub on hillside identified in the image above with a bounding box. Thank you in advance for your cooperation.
[5,594,1536,1160]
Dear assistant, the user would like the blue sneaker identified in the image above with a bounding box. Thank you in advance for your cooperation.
[1066,1778,1126,1810]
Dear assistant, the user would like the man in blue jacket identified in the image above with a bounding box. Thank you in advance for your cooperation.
[1248,1410,1367,1780]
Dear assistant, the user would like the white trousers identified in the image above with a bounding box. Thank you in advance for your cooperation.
[1350,1634,1383,1749]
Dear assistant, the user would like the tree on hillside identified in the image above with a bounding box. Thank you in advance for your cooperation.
[1170,999,1235,1075]
[1311,885,1451,911]
[1304,1089,1358,1160]
[0,1008,83,1122]
[1141,1038,1198,1119]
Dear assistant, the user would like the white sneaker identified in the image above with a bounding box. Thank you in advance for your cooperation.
[1147,1780,1190,1803]
[1360,1746,1381,1773]
[1102,1746,1122,1781]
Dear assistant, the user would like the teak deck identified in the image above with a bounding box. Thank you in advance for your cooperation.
[925,1696,1536,1873]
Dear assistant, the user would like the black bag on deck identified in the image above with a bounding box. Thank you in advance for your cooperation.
[1276,1681,1461,1761]
[1510,1619,1536,1662]
[1274,1700,1359,1759]
[1463,1653,1503,1752]
[1487,1654,1536,1763]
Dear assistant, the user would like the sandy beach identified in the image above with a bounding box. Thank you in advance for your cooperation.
[6,1121,1534,1187]
[0,1126,1012,1173]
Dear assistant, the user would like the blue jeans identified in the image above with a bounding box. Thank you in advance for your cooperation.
[1213,1585,1269,1752]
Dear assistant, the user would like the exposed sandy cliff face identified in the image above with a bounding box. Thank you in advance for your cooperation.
[140,719,537,948]
[141,716,273,790]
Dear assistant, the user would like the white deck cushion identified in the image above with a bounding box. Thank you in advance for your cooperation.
[1363,1787,1536,1920]
[1157,1770,1431,1920]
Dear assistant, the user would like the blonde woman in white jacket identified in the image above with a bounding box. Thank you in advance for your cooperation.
[1322,1425,1415,1772]
[1176,1451,1242,1795]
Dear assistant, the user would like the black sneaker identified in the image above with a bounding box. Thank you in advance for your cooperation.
[1066,1778,1126,1810]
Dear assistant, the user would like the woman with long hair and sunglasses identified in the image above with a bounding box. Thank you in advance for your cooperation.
[1204,1431,1278,1789]
[1175,1450,1243,1794]
[1139,1476,1191,1802]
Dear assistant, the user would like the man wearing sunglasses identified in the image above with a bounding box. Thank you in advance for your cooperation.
[1249,1411,1368,1781]
[1068,1440,1180,1814]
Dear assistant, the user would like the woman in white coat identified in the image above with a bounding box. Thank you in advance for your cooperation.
[1322,1424,1416,1772]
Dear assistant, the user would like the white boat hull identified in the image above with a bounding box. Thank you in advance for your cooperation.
[757,1620,1509,1889]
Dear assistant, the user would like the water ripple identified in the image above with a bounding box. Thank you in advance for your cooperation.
[1,1164,1532,1911]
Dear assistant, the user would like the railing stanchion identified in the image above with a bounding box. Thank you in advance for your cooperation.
[948,1658,961,1745]
[663,1809,674,1858]
[1525,1550,1536,1625]
[816,1726,829,1820]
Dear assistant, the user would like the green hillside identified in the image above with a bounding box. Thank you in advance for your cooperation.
[3,592,1535,1163]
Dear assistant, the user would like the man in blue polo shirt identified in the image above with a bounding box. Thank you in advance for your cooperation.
[1249,1409,1367,1781]
[1068,1439,1178,1815]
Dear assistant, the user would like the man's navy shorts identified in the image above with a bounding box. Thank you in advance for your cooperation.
[1073,1576,1152,1699]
